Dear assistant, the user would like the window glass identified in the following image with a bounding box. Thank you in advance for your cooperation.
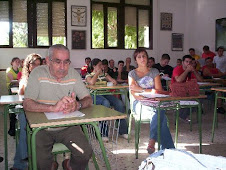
[107,7,117,47]
[125,0,150,5]
[125,7,137,49]
[92,4,104,48]
[138,9,149,48]
[13,0,28,47]
[0,1,9,46]
[52,2,66,45]
[37,3,49,46]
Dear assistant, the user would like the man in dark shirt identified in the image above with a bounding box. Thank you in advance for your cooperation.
[153,54,173,89]
[123,57,136,72]
[108,59,118,79]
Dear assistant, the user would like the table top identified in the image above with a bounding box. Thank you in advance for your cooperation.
[211,87,226,92]
[25,105,127,128]
[0,95,24,104]
[86,84,129,90]
[198,82,221,87]
[153,95,207,102]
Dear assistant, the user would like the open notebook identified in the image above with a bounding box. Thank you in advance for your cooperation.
[136,92,169,99]
[44,111,85,120]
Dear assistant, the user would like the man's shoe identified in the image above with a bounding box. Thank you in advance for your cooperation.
[217,107,225,114]
[8,128,15,136]
[102,136,109,143]
[62,159,72,170]
[119,134,128,140]
[0,156,3,163]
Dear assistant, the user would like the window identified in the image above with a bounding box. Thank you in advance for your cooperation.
[0,0,66,48]
[91,0,152,49]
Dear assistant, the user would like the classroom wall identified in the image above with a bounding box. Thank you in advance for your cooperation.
[0,0,225,69]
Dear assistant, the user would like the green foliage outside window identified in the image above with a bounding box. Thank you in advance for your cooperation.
[92,10,104,48]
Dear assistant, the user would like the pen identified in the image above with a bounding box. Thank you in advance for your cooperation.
[68,90,71,96]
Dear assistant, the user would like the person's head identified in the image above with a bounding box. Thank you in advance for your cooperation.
[102,59,108,72]
[118,60,124,68]
[217,46,224,57]
[11,57,21,68]
[177,59,182,66]
[20,59,25,68]
[160,54,170,67]
[47,44,71,80]
[41,58,46,65]
[91,58,102,71]
[203,45,210,54]
[133,48,148,67]
[205,57,214,67]
[126,57,132,65]
[147,57,155,68]
[182,55,193,69]
[109,59,115,68]
[85,57,91,65]
[22,53,42,80]
[189,48,195,56]
[191,58,197,69]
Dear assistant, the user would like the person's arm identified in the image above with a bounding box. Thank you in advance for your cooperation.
[86,70,102,85]
[77,95,92,110]
[7,72,14,82]
[106,74,117,85]
[174,65,193,82]
[128,76,146,100]
[193,70,203,82]
[202,67,224,78]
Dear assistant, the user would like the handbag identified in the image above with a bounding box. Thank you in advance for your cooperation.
[169,80,200,97]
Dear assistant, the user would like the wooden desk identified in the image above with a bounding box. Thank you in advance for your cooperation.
[25,105,127,170]
[198,82,221,87]
[87,84,129,114]
[0,95,24,170]
[211,87,226,142]
[133,95,206,158]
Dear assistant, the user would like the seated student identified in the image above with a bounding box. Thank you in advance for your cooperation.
[191,58,201,72]
[129,48,175,154]
[202,57,226,79]
[176,59,182,67]
[189,48,201,71]
[171,55,203,121]
[153,54,173,90]
[108,59,118,79]
[86,58,128,139]
[202,45,216,60]
[117,60,128,84]
[81,57,91,78]
[23,44,93,170]
[6,57,22,136]
[213,46,226,74]
[123,57,136,72]
[147,57,155,68]
[11,53,42,170]
[41,58,47,65]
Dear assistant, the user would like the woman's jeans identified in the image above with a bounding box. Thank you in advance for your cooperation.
[134,102,175,150]
[92,95,128,135]
[13,112,28,169]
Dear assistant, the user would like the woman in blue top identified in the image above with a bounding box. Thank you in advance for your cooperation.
[128,48,175,154]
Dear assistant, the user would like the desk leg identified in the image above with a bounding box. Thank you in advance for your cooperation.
[93,91,97,105]
[88,122,111,170]
[175,105,180,148]
[81,124,100,170]
[157,106,161,150]
[4,105,9,170]
[27,124,32,170]
[211,91,219,142]
[197,99,202,154]
[31,128,42,170]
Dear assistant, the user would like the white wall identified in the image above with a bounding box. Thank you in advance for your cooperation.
[0,0,225,69]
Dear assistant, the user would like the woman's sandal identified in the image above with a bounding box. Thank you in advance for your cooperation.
[147,145,155,155]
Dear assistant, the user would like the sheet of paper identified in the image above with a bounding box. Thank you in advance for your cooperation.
[136,92,169,98]
[44,111,85,120]
[161,76,171,81]
[197,82,210,85]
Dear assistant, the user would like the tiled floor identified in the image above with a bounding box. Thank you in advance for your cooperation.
[0,102,226,170]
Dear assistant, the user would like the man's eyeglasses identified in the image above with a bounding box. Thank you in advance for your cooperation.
[50,58,71,66]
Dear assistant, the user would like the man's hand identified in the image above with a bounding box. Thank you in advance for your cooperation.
[186,65,195,72]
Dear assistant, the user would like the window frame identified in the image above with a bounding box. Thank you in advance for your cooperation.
[0,0,67,48]
[91,0,153,50]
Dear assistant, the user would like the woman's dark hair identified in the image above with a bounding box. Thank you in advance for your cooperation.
[11,57,20,66]
[133,48,149,61]
[87,58,101,73]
